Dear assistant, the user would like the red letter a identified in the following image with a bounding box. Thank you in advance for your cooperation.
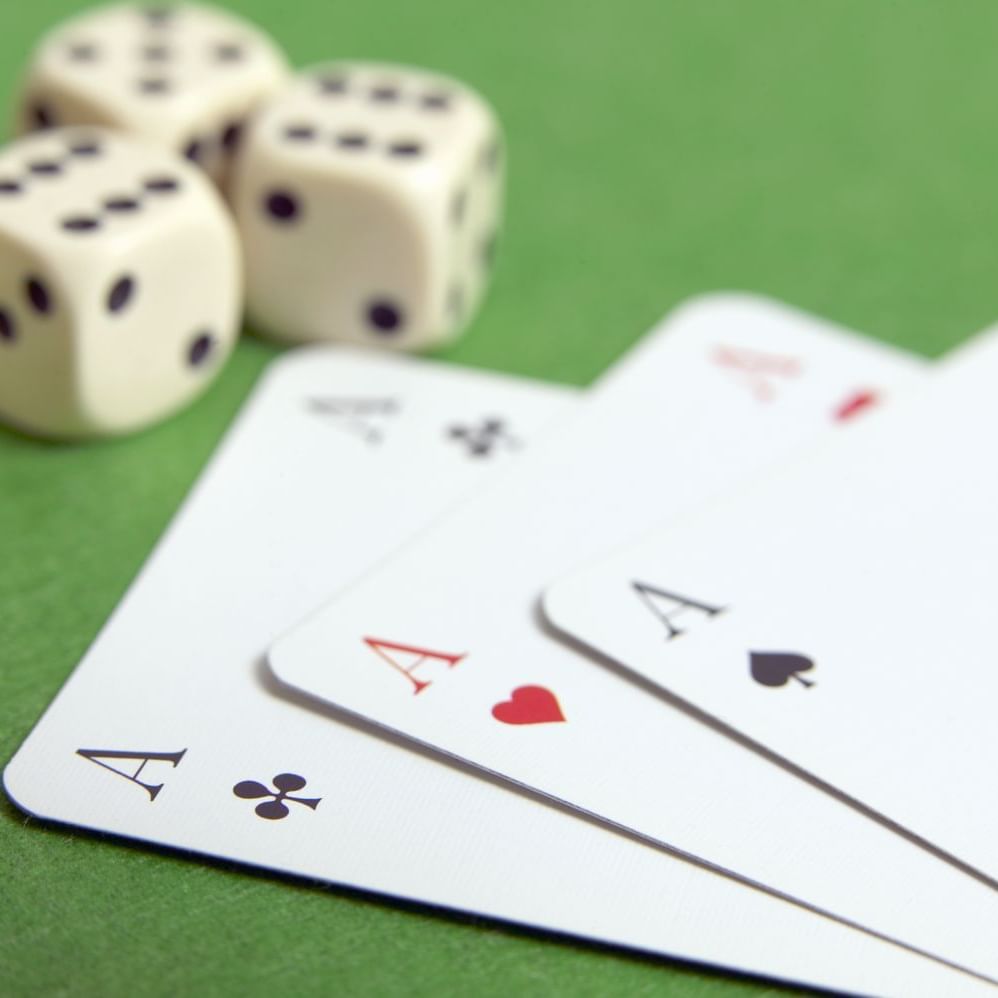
[363,637,466,694]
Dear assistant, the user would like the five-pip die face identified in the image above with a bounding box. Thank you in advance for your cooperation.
[16,2,290,186]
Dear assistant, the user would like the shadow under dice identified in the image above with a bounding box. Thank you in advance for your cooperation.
[0,128,241,438]
[17,2,289,185]
[231,63,504,351]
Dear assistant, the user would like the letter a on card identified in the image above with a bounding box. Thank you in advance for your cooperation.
[363,637,466,694]
[632,582,725,640]
[76,747,187,801]
[712,344,801,401]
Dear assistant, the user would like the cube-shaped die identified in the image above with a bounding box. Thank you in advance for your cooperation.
[0,128,241,438]
[232,63,503,350]
[18,3,289,184]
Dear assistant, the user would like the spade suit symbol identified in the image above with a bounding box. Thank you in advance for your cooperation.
[750,651,816,689]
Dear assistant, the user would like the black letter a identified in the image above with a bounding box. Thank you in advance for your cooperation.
[76,748,187,801]
[632,582,725,640]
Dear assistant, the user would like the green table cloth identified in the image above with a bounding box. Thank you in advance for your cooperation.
[4,2,996,994]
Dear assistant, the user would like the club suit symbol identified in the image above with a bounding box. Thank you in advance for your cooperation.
[749,651,816,689]
[447,417,520,457]
[232,772,321,820]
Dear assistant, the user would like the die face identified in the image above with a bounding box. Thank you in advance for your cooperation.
[442,127,504,341]
[232,63,504,350]
[237,158,430,348]
[0,128,241,438]
[0,242,78,436]
[19,3,289,182]
[74,212,240,433]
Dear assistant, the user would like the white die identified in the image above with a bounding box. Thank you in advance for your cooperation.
[17,3,289,184]
[0,128,241,438]
[231,63,503,350]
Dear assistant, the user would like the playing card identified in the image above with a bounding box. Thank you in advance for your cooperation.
[271,296,998,984]
[543,319,998,888]
[3,331,983,997]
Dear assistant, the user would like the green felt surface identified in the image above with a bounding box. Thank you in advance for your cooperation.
[2,1,997,995]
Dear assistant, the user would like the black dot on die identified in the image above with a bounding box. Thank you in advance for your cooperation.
[107,275,136,314]
[214,42,243,62]
[28,159,61,176]
[264,189,300,222]
[68,42,98,62]
[388,141,423,158]
[421,92,451,110]
[283,124,316,141]
[68,139,101,157]
[187,331,216,367]
[221,121,243,154]
[143,44,170,61]
[61,216,101,233]
[482,139,502,173]
[480,232,497,269]
[370,85,400,103]
[336,133,368,150]
[144,175,180,194]
[366,299,404,334]
[318,75,348,94]
[184,139,203,163]
[0,179,23,195]
[0,308,16,343]
[29,102,56,130]
[447,284,464,318]
[143,5,176,25]
[479,232,496,270]
[139,77,171,95]
[105,196,140,213]
[25,277,53,315]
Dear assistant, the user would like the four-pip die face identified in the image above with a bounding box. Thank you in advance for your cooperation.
[0,128,241,439]
[17,3,289,185]
[232,63,504,351]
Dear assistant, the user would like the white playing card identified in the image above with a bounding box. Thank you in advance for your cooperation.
[543,319,998,888]
[2,332,984,998]
[271,296,998,985]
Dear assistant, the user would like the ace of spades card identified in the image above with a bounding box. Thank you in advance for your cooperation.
[544,318,998,890]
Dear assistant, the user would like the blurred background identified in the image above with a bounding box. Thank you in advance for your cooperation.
[3,2,998,995]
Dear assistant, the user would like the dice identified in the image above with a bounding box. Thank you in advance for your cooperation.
[0,128,241,438]
[231,63,503,350]
[17,3,289,185]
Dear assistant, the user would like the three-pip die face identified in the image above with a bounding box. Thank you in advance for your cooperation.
[0,128,241,438]
[17,3,289,184]
[232,64,504,351]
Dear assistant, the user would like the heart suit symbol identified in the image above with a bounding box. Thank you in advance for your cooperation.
[749,651,816,688]
[491,685,566,725]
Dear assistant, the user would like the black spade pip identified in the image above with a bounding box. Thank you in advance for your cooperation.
[749,651,816,689]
